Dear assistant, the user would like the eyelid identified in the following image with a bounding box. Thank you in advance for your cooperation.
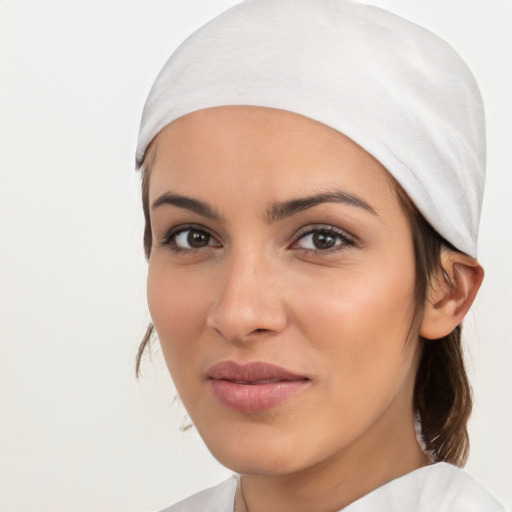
[160,223,222,251]
[158,223,355,254]
[291,224,356,252]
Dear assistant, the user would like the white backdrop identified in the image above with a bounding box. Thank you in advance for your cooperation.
[1,1,511,511]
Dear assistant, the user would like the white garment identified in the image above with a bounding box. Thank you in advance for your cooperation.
[160,463,507,512]
[136,0,486,257]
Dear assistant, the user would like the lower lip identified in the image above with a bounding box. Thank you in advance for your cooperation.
[209,379,309,413]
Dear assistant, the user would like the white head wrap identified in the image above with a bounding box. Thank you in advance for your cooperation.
[136,0,486,257]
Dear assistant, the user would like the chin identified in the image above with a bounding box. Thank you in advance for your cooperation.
[212,447,307,476]
[197,421,321,476]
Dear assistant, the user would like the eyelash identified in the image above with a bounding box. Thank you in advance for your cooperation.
[292,225,355,254]
[160,224,355,255]
[160,224,219,253]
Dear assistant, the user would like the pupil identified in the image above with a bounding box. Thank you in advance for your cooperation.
[188,230,209,248]
[313,232,335,249]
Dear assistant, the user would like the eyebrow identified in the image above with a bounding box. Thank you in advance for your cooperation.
[267,190,377,222]
[151,192,223,220]
[151,189,377,222]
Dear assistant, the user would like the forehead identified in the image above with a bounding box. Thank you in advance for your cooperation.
[147,106,399,208]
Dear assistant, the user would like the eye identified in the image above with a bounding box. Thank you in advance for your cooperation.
[294,227,354,252]
[161,226,221,251]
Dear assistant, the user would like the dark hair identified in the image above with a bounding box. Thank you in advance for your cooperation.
[136,149,472,467]
[395,187,472,466]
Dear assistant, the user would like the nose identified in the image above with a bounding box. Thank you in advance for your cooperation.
[206,249,288,344]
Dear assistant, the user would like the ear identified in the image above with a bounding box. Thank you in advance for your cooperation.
[420,249,484,340]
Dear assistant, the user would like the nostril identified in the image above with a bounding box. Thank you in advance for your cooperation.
[206,285,288,342]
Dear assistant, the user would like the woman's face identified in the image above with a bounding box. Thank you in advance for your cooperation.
[147,106,423,476]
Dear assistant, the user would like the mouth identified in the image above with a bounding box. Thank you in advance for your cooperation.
[206,360,310,413]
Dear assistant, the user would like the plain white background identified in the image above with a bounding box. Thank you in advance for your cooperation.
[1,1,511,510]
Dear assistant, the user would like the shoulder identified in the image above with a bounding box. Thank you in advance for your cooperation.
[411,463,507,511]
[158,476,238,512]
[343,462,507,512]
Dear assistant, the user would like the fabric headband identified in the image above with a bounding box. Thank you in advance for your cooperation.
[136,0,486,258]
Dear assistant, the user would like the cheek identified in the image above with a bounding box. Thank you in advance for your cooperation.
[293,254,418,381]
[147,259,211,374]
[289,264,419,452]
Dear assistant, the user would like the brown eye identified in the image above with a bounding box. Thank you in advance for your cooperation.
[187,230,210,248]
[295,227,353,252]
[172,228,218,249]
[311,232,337,250]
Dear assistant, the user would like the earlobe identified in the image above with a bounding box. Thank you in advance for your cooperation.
[419,250,484,340]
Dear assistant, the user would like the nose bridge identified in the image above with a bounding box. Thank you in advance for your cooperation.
[207,244,287,341]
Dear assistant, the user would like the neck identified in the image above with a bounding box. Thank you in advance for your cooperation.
[235,407,430,512]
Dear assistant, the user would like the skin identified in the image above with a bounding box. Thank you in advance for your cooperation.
[146,106,441,512]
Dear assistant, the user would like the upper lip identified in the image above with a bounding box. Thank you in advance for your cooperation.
[206,360,309,383]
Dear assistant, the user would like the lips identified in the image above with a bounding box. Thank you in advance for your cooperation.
[206,361,310,413]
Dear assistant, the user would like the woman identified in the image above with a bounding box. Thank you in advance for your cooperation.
[135,0,507,510]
